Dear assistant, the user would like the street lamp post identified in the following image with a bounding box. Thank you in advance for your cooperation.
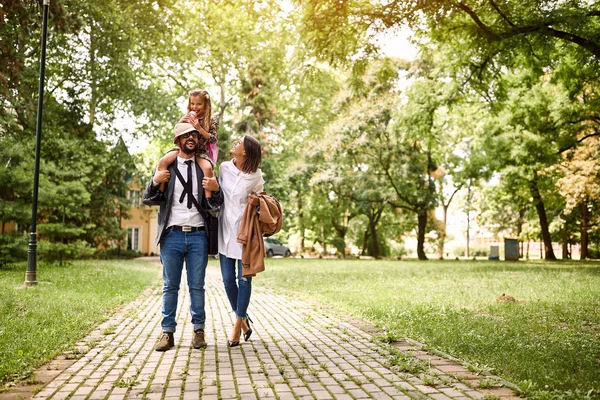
[25,0,51,286]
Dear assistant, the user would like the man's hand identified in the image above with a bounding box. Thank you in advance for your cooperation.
[153,170,171,184]
[202,176,219,191]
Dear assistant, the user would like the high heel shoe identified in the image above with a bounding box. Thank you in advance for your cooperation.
[243,316,254,342]
[228,327,241,347]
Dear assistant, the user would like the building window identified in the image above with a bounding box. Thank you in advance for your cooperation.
[129,190,141,206]
[127,227,140,251]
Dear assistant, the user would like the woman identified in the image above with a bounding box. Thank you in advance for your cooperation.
[217,135,263,347]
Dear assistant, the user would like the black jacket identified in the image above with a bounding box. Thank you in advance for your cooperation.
[142,160,223,255]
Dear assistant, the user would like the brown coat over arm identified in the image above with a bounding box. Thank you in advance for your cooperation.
[236,193,283,277]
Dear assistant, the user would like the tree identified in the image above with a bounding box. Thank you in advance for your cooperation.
[384,76,459,260]
[475,71,596,259]
[0,0,180,261]
[309,168,359,257]
[31,101,134,261]
[555,137,600,259]
[0,142,32,235]
[313,59,443,259]
[313,73,395,258]
[296,0,600,68]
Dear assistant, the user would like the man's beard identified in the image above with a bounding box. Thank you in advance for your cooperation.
[179,141,196,155]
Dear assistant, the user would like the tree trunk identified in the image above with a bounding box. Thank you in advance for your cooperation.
[580,202,589,260]
[518,208,525,258]
[298,193,305,254]
[320,224,327,256]
[561,225,569,260]
[530,177,557,260]
[466,185,472,258]
[332,217,348,258]
[361,230,369,255]
[417,211,428,260]
[437,205,448,259]
[89,30,97,126]
[369,219,381,259]
[217,81,228,126]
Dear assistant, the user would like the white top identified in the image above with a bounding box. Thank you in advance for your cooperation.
[218,160,264,259]
[153,156,203,228]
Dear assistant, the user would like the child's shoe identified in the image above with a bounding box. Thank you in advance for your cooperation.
[144,190,166,206]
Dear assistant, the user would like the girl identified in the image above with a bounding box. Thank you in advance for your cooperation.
[148,89,219,211]
[217,135,263,347]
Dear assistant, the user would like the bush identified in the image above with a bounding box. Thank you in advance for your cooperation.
[37,240,95,262]
[587,242,600,259]
[453,244,490,257]
[389,242,407,259]
[0,234,28,267]
[329,237,346,255]
[95,247,142,259]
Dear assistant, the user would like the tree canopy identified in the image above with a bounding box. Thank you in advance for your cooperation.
[1,0,600,267]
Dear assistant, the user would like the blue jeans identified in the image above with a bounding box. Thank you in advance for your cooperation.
[160,229,208,333]
[219,254,252,319]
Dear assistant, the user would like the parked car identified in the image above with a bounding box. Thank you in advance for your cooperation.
[264,238,292,257]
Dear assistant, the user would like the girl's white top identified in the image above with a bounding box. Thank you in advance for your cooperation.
[218,160,264,260]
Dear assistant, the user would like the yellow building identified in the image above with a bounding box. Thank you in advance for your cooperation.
[122,177,159,256]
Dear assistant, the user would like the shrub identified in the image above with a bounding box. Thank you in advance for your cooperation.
[453,244,490,257]
[389,242,407,258]
[329,237,346,255]
[95,247,142,259]
[0,234,28,267]
[37,240,95,262]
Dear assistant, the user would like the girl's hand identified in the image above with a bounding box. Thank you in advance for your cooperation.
[153,169,171,184]
[192,120,210,139]
[179,114,198,124]
[179,115,208,139]
[190,119,201,131]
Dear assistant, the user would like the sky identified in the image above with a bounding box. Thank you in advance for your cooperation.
[376,26,418,60]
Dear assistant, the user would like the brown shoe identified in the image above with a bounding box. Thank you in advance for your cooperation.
[155,332,174,352]
[192,329,207,349]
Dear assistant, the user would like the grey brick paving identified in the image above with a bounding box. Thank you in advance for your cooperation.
[32,263,520,399]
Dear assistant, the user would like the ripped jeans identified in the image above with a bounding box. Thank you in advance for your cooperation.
[219,254,252,319]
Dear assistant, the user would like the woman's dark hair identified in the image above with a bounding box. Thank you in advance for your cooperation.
[240,135,261,174]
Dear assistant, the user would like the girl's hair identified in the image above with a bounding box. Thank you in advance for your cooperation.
[187,89,211,133]
[240,135,261,174]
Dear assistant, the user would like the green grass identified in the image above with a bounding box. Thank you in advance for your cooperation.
[0,260,160,385]
[256,259,600,399]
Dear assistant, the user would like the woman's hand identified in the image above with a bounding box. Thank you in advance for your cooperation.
[247,192,259,204]
[202,176,220,191]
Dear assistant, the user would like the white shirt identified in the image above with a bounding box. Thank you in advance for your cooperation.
[218,160,264,259]
[154,156,203,228]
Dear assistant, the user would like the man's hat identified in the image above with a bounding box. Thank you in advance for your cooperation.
[173,123,197,144]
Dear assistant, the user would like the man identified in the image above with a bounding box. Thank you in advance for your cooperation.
[143,122,222,351]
